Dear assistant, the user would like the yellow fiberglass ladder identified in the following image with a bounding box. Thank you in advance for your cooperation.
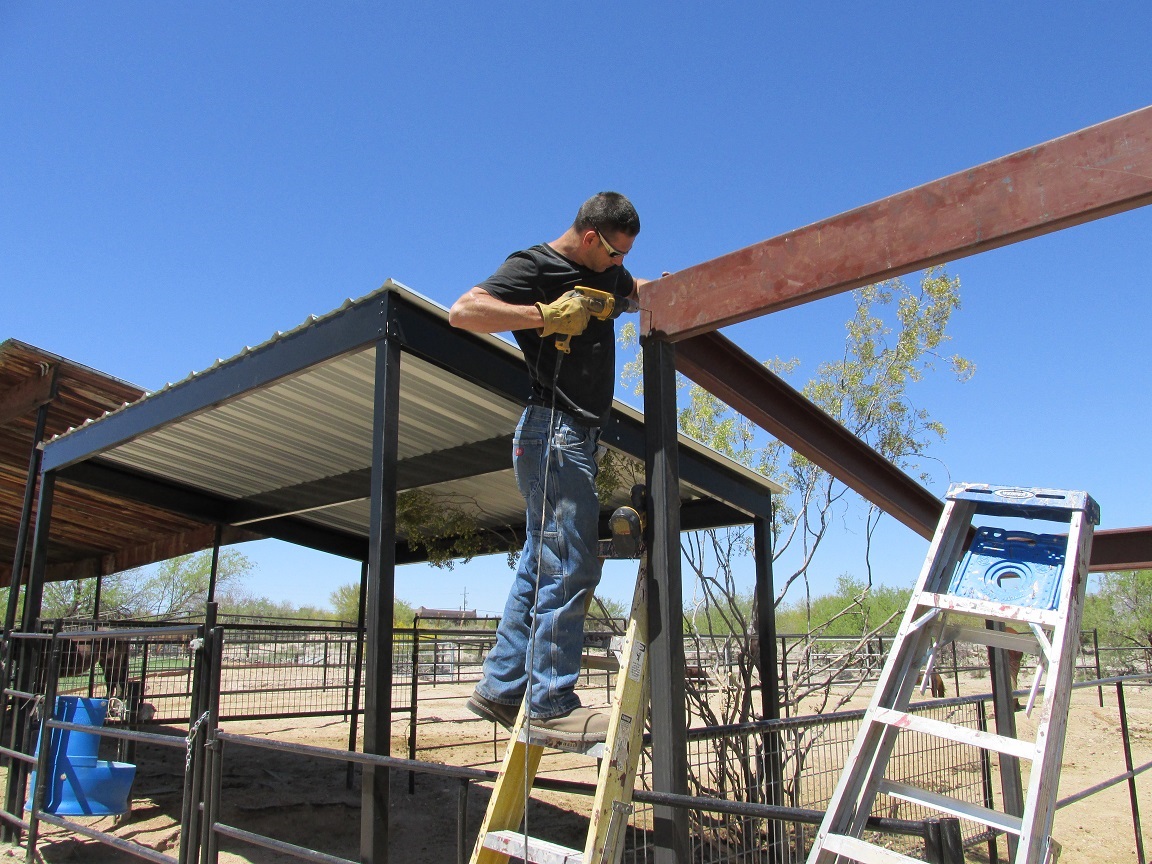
[471,487,651,864]
[807,483,1098,864]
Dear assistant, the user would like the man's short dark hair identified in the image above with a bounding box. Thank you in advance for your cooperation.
[573,192,640,236]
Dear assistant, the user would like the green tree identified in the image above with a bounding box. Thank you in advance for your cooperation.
[327,582,417,627]
[41,548,254,621]
[1087,569,1152,648]
[777,575,911,638]
[621,267,971,725]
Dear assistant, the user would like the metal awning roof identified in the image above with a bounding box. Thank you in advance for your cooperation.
[37,283,780,571]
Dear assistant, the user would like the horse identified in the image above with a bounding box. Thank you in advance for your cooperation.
[917,668,947,698]
[53,636,133,699]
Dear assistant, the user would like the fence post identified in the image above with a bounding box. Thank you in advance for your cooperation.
[1116,681,1147,864]
[922,817,964,864]
[408,624,421,793]
[1094,629,1103,707]
[976,700,1000,864]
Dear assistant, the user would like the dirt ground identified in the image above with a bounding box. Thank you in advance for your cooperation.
[3,676,1150,863]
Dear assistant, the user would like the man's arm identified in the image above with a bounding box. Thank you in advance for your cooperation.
[449,286,544,334]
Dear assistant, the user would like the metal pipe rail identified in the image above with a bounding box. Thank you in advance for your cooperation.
[52,624,202,640]
[35,811,177,864]
[213,729,963,864]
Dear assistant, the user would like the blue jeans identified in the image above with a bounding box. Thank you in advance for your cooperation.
[475,405,602,719]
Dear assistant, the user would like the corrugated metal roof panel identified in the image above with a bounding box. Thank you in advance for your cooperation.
[100,348,524,501]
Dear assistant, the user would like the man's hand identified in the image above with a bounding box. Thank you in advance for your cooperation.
[536,291,592,337]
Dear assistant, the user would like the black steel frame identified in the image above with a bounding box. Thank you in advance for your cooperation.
[17,286,777,864]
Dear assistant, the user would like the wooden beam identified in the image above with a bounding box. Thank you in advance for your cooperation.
[643,105,1152,340]
[0,367,57,428]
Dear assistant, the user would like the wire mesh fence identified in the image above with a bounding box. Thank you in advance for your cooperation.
[616,695,991,863]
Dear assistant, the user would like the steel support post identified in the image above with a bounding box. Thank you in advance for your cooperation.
[754,515,786,863]
[361,323,402,864]
[347,560,368,790]
[19,471,55,636]
[6,468,57,834]
[207,524,223,603]
[1116,682,1146,864]
[642,337,690,864]
[986,623,1023,862]
[4,400,50,635]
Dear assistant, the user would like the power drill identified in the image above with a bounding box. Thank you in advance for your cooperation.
[554,286,618,353]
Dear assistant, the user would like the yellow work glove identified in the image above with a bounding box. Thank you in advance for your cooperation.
[536,290,591,338]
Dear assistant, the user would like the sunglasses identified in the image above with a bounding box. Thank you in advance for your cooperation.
[596,230,626,259]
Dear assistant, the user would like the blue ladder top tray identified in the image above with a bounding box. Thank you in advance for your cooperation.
[947,483,1100,525]
[947,527,1067,610]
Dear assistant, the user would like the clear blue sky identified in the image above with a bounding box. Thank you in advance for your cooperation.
[4,4,1150,615]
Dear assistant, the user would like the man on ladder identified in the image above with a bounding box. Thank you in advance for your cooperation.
[449,191,658,745]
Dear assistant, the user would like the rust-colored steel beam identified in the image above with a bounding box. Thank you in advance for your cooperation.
[643,105,1152,341]
[675,331,942,539]
[1089,527,1152,572]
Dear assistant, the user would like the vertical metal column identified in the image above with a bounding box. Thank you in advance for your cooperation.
[19,471,56,635]
[207,524,223,603]
[347,560,368,790]
[4,398,51,634]
[4,470,56,825]
[753,514,778,720]
[642,337,690,864]
[987,625,1023,862]
[361,305,402,864]
[754,514,786,863]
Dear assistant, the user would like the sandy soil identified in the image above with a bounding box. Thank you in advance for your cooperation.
[3,676,1150,863]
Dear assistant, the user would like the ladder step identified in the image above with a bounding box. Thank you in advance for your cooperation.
[918,592,1062,628]
[820,832,925,863]
[581,653,621,672]
[483,830,582,864]
[939,623,1041,655]
[878,778,1023,835]
[518,727,606,758]
[872,708,1035,761]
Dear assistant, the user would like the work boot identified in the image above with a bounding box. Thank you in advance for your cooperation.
[466,692,519,730]
[527,706,609,744]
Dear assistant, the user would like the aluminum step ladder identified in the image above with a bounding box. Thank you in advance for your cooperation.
[807,483,1099,864]
[471,493,651,864]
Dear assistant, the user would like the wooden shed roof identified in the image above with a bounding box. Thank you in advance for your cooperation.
[0,339,256,588]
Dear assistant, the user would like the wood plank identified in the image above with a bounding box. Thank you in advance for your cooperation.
[878,778,1023,836]
[643,106,1152,340]
[872,708,1036,761]
[819,832,925,864]
[483,831,581,864]
[0,368,56,428]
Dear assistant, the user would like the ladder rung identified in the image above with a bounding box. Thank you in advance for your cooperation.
[878,778,1023,835]
[820,832,924,863]
[484,830,582,864]
[518,727,606,758]
[918,593,1062,628]
[939,624,1041,655]
[872,708,1035,761]
[581,654,620,672]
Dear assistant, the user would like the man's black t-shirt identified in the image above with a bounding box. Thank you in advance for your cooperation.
[478,244,635,427]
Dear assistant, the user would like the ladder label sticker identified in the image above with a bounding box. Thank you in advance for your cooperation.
[611,714,633,768]
[628,643,646,681]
